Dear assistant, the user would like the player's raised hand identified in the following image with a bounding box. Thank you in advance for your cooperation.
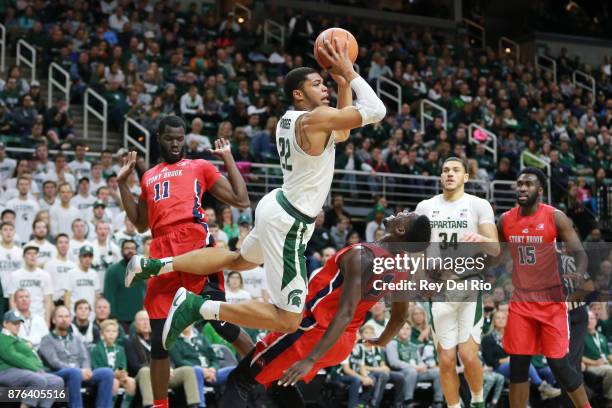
[208,138,232,159]
[117,151,137,183]
[278,358,315,387]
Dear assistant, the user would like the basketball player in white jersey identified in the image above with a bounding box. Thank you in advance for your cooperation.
[414,157,499,408]
[126,39,387,350]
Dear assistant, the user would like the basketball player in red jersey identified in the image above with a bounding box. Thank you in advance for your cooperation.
[498,167,590,408]
[117,115,253,408]
[215,210,431,407]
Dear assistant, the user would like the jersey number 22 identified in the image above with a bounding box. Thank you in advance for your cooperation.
[279,137,293,171]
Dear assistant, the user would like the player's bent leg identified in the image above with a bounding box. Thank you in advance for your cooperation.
[267,384,306,408]
[163,287,302,350]
[437,346,461,407]
[219,349,258,408]
[547,355,590,407]
[509,354,531,408]
[126,248,258,287]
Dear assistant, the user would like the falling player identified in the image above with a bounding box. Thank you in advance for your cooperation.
[117,115,254,408]
[126,38,387,350]
[498,167,590,408]
[157,211,429,408]
[414,157,500,408]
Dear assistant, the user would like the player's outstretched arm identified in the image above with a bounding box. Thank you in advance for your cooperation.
[117,151,149,232]
[207,138,250,209]
[364,301,410,348]
[277,248,367,386]
[555,210,589,295]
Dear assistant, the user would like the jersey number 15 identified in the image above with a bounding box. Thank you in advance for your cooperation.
[153,181,170,201]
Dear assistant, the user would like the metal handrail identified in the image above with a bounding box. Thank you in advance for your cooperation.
[499,36,519,63]
[420,99,448,132]
[468,123,498,163]
[233,3,251,21]
[84,88,108,149]
[520,151,552,204]
[377,76,402,115]
[464,18,485,48]
[264,19,285,47]
[124,116,150,168]
[5,146,102,158]
[490,180,517,212]
[48,62,70,108]
[16,39,36,82]
[0,23,5,72]
[573,70,596,105]
[535,54,557,84]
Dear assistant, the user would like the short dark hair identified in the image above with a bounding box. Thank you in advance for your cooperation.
[121,239,137,250]
[158,115,185,136]
[519,167,547,188]
[1,209,16,218]
[55,233,69,241]
[442,156,468,172]
[284,67,317,101]
[74,299,90,313]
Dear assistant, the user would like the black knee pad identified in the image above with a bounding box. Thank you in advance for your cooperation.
[509,354,531,383]
[547,355,583,392]
[150,318,169,359]
[209,319,241,343]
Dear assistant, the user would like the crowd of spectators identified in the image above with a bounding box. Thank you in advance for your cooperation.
[0,0,609,406]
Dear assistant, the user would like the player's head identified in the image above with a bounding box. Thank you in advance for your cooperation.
[284,67,328,110]
[441,157,469,193]
[383,210,431,252]
[516,167,546,208]
[157,115,186,164]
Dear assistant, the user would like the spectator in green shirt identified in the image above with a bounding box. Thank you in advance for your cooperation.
[91,319,135,408]
[583,310,612,404]
[170,325,235,407]
[103,240,146,329]
[0,310,64,408]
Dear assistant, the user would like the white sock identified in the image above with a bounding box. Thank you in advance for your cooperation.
[160,257,174,273]
[448,403,461,408]
[471,389,484,403]
[199,300,221,320]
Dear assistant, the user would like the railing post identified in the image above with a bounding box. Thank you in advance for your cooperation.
[535,54,557,84]
[233,3,251,23]
[123,117,150,168]
[84,88,108,149]
[376,76,402,115]
[468,123,498,163]
[463,18,485,48]
[573,70,596,105]
[499,36,520,63]
[16,39,36,82]
[48,62,71,108]
[420,99,448,133]
[264,19,285,47]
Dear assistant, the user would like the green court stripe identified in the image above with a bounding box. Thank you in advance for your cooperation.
[281,220,301,290]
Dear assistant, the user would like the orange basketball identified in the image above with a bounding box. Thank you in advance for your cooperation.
[314,28,358,70]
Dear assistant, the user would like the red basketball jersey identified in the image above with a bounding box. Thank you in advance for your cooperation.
[501,203,563,300]
[301,242,399,332]
[140,158,220,237]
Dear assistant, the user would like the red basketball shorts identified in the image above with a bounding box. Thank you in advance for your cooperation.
[503,301,569,358]
[144,223,211,319]
[250,326,357,387]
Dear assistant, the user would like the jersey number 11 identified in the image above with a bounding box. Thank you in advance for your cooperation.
[153,181,170,201]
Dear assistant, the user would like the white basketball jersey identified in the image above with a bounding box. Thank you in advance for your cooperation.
[415,193,495,244]
[276,110,336,218]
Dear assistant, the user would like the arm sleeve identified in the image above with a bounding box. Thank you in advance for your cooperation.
[117,347,127,370]
[103,268,117,316]
[180,95,196,115]
[350,76,387,126]
[90,345,105,369]
[3,340,43,371]
[80,339,91,369]
[384,341,411,370]
[168,344,190,368]
[124,341,144,377]
[41,272,53,296]
[476,197,495,225]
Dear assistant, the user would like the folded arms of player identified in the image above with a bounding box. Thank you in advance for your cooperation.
[277,247,367,387]
[117,151,149,233]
